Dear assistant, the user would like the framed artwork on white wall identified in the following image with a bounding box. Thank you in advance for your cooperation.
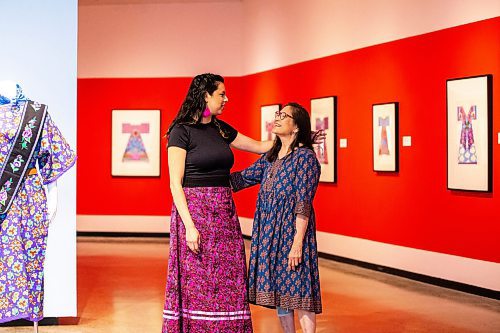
[311,96,337,183]
[111,109,161,177]
[261,104,281,141]
[372,102,399,172]
[446,74,492,192]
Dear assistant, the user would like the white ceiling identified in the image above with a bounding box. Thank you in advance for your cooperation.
[79,0,240,5]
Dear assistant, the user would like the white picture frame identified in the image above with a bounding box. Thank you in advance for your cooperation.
[373,102,399,172]
[261,104,281,141]
[111,109,161,177]
[447,75,492,192]
[311,96,337,183]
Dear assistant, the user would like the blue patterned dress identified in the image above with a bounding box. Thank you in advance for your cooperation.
[231,147,322,313]
[0,96,76,323]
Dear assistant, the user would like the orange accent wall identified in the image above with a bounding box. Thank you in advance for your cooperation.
[77,18,499,262]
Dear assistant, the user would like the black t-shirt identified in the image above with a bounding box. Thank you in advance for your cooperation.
[167,118,238,187]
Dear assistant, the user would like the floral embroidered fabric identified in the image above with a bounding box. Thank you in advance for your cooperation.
[162,187,253,332]
[231,148,323,313]
[0,101,76,323]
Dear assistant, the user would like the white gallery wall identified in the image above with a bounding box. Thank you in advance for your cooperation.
[78,0,500,78]
[0,0,78,318]
[241,0,500,74]
[78,1,243,78]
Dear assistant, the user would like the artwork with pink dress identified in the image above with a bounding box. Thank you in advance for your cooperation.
[372,102,398,172]
[264,121,274,141]
[378,116,390,156]
[314,116,329,164]
[112,110,160,176]
[122,123,150,162]
[311,96,336,183]
[260,104,281,142]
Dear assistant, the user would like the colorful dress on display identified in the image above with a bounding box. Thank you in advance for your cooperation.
[231,148,322,314]
[122,123,149,162]
[378,116,390,155]
[314,117,328,164]
[457,105,477,164]
[162,119,252,333]
[0,86,76,323]
[265,121,274,141]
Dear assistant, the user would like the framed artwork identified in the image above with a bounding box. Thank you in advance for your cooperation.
[111,109,161,177]
[372,102,399,172]
[446,74,492,192]
[261,104,281,141]
[311,96,337,183]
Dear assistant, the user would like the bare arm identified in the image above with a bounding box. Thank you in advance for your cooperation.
[231,130,326,155]
[230,132,273,154]
[288,214,309,270]
[168,146,200,253]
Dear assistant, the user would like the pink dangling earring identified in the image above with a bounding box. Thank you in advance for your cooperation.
[202,107,211,117]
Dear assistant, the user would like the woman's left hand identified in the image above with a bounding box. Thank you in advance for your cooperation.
[311,129,326,144]
[288,242,303,271]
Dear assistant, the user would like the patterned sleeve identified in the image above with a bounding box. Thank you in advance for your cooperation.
[294,149,321,217]
[230,154,268,192]
[37,113,76,185]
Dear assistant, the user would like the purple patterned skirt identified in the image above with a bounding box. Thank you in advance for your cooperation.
[162,187,253,333]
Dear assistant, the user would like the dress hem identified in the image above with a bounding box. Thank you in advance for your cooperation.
[0,314,42,324]
[249,290,322,314]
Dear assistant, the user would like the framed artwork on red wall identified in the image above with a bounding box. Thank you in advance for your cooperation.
[111,109,161,177]
[260,104,281,141]
[372,102,399,172]
[311,96,337,183]
[446,74,492,192]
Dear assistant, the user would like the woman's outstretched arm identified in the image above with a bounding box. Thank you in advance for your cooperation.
[230,132,273,154]
[231,130,326,154]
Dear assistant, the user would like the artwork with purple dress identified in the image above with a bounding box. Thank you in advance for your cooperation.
[447,75,492,192]
[457,105,477,164]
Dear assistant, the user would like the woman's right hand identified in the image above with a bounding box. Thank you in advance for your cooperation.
[185,226,201,254]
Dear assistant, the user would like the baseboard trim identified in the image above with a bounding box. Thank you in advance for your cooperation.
[318,251,500,301]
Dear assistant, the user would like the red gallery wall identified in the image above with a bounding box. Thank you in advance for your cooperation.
[77,77,243,216]
[78,18,499,263]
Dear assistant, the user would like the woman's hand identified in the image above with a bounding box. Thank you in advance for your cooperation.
[312,129,326,144]
[288,241,303,270]
[186,226,201,254]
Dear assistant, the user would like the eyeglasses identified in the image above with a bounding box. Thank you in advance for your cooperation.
[274,110,294,120]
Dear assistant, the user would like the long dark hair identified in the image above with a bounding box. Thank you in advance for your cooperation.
[167,73,225,136]
[266,102,314,162]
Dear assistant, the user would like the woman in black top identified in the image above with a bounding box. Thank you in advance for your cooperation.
[162,73,279,333]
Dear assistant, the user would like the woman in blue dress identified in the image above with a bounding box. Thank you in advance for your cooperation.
[231,103,322,333]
